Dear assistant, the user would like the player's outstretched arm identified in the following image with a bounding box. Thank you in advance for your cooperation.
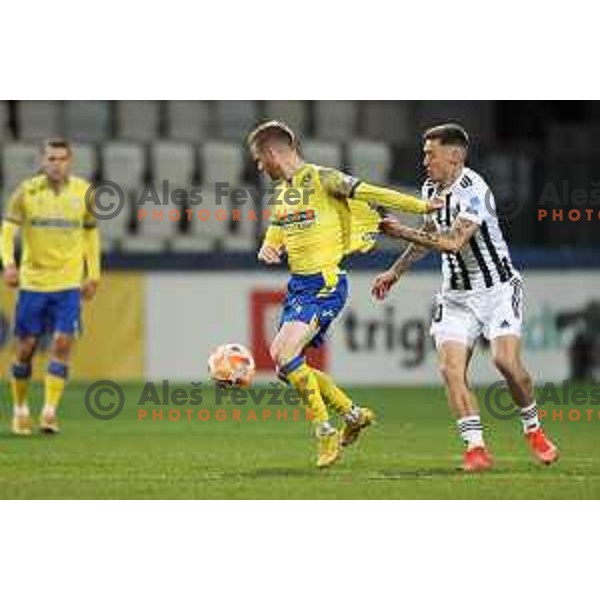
[353,181,444,214]
[318,169,443,214]
[381,215,478,253]
[371,221,434,300]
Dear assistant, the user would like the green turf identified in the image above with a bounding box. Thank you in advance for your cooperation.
[0,382,598,499]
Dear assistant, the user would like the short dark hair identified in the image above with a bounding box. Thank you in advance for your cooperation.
[423,123,469,150]
[247,120,297,151]
[43,138,72,155]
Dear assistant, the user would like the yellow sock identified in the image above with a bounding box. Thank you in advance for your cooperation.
[45,361,68,409]
[10,363,31,407]
[285,359,329,425]
[312,368,353,415]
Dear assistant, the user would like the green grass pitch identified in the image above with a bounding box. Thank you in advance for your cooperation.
[0,382,599,499]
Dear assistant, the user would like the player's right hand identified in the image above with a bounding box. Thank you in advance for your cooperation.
[371,269,400,301]
[257,244,282,264]
[3,264,19,288]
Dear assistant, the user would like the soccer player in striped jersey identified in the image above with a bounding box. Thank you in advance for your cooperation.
[248,121,442,468]
[372,123,558,472]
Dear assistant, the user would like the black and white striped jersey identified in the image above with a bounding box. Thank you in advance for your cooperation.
[422,167,518,293]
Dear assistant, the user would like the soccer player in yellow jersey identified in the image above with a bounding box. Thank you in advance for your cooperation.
[247,121,442,467]
[1,139,101,435]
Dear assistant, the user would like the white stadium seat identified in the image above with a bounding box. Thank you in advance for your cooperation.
[361,101,412,145]
[314,101,358,142]
[170,233,215,252]
[119,235,167,253]
[121,186,178,253]
[301,140,342,169]
[264,101,307,136]
[187,188,230,245]
[115,101,160,142]
[2,142,39,192]
[96,193,133,244]
[101,142,146,191]
[17,101,61,141]
[200,141,244,184]
[150,141,195,187]
[348,140,392,184]
[71,143,98,180]
[220,185,259,251]
[216,101,258,141]
[166,101,211,142]
[64,101,111,142]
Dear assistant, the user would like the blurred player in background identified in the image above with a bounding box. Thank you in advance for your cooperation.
[1,139,101,435]
[248,121,442,467]
[372,123,559,471]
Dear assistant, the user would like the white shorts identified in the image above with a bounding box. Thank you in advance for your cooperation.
[430,276,524,349]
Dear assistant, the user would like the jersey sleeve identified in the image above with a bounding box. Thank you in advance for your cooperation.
[456,177,491,226]
[318,168,361,199]
[263,223,284,247]
[3,185,25,224]
[421,182,435,227]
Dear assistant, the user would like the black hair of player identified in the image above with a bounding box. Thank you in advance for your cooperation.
[423,124,469,150]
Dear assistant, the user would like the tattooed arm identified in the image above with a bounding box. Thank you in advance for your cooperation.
[381,215,479,253]
[371,220,436,300]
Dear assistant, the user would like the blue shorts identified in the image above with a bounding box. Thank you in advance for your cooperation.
[14,289,82,339]
[279,272,348,348]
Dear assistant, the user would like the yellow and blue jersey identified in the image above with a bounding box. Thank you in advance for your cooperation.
[2,174,99,292]
[267,163,429,346]
[264,163,429,279]
[264,164,377,280]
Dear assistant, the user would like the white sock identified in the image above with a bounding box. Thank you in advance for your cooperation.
[14,404,30,418]
[520,402,540,433]
[316,421,336,437]
[457,415,484,449]
[343,405,362,424]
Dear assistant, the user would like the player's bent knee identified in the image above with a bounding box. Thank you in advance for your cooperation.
[52,334,73,359]
[15,337,37,363]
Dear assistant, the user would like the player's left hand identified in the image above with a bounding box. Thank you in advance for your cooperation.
[82,280,99,300]
[425,196,446,212]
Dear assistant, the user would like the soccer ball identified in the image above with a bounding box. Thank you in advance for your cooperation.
[208,343,256,388]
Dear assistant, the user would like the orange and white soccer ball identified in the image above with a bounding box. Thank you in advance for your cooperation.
[208,343,256,388]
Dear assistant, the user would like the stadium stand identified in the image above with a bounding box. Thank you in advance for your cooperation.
[64,101,112,143]
[1,100,599,255]
[116,101,161,142]
[17,101,61,141]
[166,101,211,142]
[314,100,358,142]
